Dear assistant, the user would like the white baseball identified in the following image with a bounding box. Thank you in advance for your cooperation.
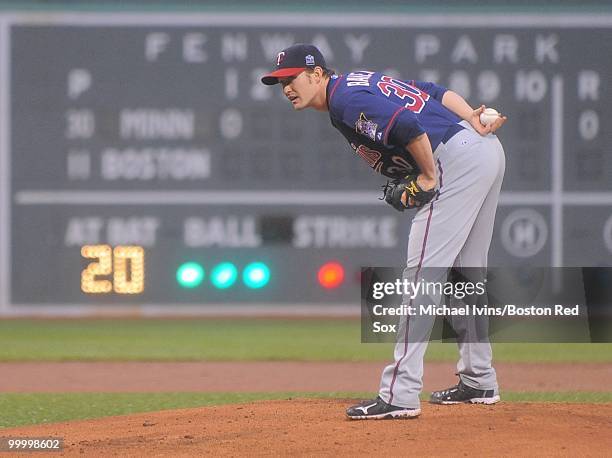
[479,107,500,126]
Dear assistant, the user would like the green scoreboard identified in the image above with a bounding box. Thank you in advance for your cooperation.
[1,13,611,308]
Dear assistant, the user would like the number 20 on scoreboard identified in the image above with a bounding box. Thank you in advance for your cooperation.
[81,245,145,294]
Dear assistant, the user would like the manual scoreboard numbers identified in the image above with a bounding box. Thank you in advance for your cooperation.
[81,245,145,294]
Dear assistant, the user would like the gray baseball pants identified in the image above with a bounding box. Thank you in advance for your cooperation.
[378,123,506,408]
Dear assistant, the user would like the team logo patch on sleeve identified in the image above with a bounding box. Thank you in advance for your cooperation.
[355,113,378,141]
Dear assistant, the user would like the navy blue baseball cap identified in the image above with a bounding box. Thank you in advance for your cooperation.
[261,43,327,85]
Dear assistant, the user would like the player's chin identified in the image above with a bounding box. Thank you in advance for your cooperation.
[290,99,305,110]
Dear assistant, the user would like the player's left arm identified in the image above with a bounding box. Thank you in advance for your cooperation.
[384,115,438,207]
[404,133,436,194]
[380,132,438,209]
[341,92,437,208]
[441,90,507,135]
[378,106,438,202]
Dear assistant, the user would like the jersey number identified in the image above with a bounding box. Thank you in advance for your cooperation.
[377,76,430,114]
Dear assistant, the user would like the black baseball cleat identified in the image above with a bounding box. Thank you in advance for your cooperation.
[430,380,500,405]
[346,396,421,420]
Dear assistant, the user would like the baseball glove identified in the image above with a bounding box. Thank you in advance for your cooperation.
[380,175,437,212]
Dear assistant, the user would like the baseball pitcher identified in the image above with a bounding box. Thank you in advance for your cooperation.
[262,44,507,420]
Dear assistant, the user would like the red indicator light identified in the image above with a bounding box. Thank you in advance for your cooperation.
[318,262,345,289]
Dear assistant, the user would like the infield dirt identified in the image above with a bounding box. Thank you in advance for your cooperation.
[2,361,611,456]
[3,400,612,456]
[1,361,610,392]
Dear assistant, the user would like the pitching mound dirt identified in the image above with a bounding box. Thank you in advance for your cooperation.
[3,400,611,457]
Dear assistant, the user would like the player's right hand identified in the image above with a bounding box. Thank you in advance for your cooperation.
[470,105,507,136]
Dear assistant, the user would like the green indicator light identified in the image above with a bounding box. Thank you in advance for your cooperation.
[176,262,205,288]
[243,262,270,289]
[211,262,238,289]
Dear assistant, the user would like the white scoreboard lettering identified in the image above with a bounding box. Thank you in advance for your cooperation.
[2,13,611,306]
